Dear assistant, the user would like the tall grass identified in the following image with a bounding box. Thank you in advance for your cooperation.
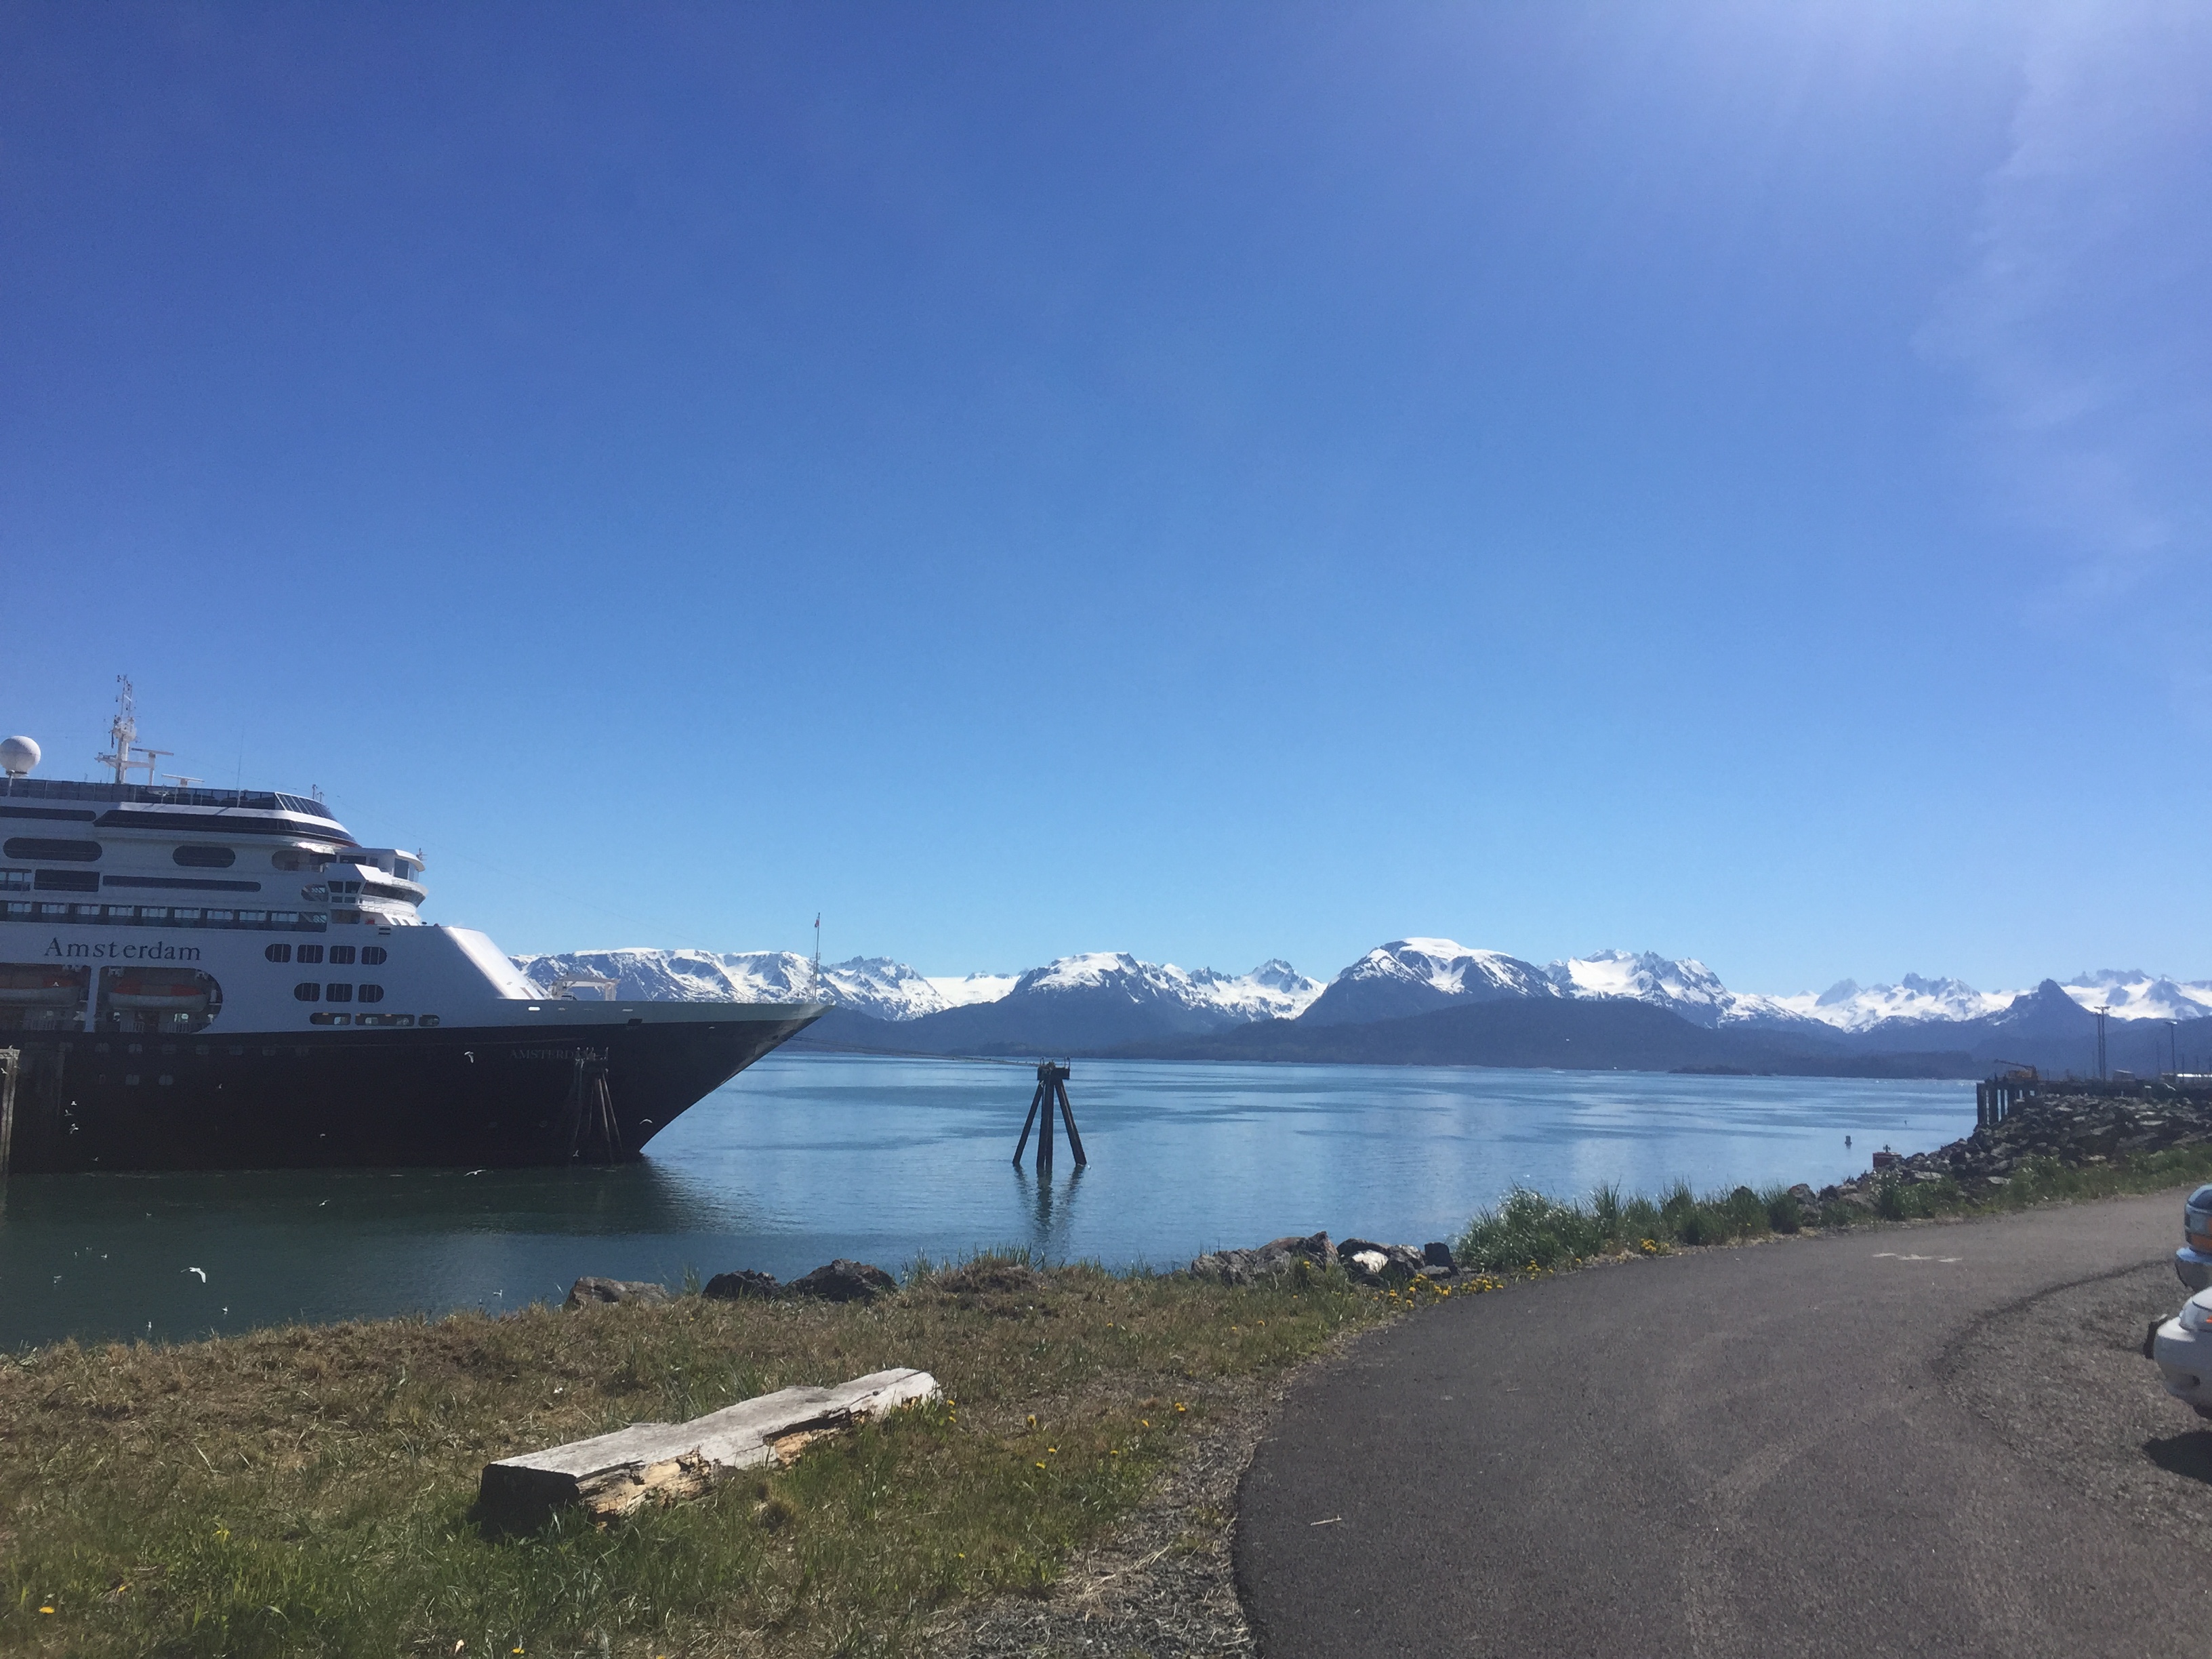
[1454,1143,2212,1273]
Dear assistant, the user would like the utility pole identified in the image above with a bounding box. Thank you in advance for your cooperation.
[2095,1006,2109,1082]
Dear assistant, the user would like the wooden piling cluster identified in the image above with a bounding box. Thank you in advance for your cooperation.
[1978,1073,2038,1130]
[1013,1060,1085,1170]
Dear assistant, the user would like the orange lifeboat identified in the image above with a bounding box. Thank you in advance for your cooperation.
[106,972,211,1012]
[0,967,85,1005]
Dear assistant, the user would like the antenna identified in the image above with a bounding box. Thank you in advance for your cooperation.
[812,914,823,1000]
[94,677,175,785]
[96,675,138,784]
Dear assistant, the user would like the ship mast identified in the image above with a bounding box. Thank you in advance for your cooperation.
[95,676,171,785]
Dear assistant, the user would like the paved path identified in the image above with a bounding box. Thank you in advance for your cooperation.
[1237,1195,2212,1658]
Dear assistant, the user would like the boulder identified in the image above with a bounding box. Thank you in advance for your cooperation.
[1189,1231,1336,1286]
[1338,1238,1425,1287]
[703,1269,784,1302]
[564,1276,671,1309]
[1422,1241,1458,1274]
[788,1258,899,1302]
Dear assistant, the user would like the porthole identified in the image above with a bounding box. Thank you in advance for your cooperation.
[293,982,321,1002]
[325,983,353,1003]
[358,983,384,1004]
[327,945,356,966]
[264,943,293,964]
[361,945,387,966]
[296,943,324,964]
[173,845,236,868]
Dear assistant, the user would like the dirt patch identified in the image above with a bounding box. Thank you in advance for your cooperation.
[1941,1259,2212,1549]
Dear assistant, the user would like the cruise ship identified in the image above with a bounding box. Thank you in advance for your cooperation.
[0,693,827,1172]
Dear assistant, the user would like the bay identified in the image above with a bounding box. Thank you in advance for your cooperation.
[0,1054,1975,1347]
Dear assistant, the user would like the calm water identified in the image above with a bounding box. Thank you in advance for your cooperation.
[0,1054,1974,1347]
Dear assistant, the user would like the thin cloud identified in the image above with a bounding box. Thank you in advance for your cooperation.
[1920,1,2211,610]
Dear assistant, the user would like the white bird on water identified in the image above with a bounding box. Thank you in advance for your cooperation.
[185,1267,207,1282]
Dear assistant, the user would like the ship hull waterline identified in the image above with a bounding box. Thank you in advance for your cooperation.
[0,1009,822,1172]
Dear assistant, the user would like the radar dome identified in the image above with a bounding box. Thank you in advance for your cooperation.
[0,735,41,777]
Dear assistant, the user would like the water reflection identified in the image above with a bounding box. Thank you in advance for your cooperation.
[0,1055,1976,1347]
[1012,1164,1086,1261]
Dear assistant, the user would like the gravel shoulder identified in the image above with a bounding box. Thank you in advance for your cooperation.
[1941,1256,2212,1553]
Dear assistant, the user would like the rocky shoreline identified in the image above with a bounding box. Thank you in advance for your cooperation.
[1822,1086,2212,1210]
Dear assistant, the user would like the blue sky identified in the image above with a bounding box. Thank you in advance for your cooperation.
[3,1,2207,994]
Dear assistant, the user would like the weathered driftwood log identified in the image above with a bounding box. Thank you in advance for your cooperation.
[477,1368,938,1530]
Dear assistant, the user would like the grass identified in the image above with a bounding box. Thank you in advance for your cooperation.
[0,1254,1397,1659]
[1454,1143,2212,1274]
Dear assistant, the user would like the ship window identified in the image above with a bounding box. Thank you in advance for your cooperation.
[4,837,100,861]
[34,869,101,893]
[272,849,334,872]
[326,983,353,1002]
[361,945,387,965]
[420,1015,440,1027]
[0,869,27,891]
[297,944,324,964]
[265,943,292,963]
[328,945,356,966]
[357,983,384,1003]
[294,982,321,1002]
[173,845,236,868]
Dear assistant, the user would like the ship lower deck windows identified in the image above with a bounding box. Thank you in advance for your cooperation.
[357,983,384,1002]
[104,876,262,892]
[297,943,324,964]
[294,983,321,1002]
[4,837,100,861]
[265,943,291,963]
[325,983,353,1002]
[1,899,323,930]
[361,945,387,965]
[328,945,356,965]
[173,844,236,868]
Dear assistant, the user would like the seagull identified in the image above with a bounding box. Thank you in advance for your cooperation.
[186,1267,207,1282]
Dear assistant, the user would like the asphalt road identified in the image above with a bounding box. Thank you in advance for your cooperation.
[1236,1195,2212,1658]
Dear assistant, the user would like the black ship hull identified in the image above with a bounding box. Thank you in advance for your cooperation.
[0,1013,819,1172]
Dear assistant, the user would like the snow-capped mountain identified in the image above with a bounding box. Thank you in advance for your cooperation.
[1002,952,1322,1023]
[922,972,1020,1009]
[513,949,1320,1029]
[1300,939,1559,1026]
[2058,970,2212,1021]
[1765,974,2016,1032]
[513,950,962,1024]
[1539,948,1818,1029]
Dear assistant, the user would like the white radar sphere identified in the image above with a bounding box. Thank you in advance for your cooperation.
[0,735,41,777]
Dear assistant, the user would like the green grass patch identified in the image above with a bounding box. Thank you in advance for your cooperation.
[1456,1144,2212,1277]
[0,1256,1394,1658]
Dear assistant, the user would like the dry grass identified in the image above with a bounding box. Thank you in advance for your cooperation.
[0,1256,1398,1658]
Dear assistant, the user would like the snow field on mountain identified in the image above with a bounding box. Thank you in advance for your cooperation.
[513,941,2212,1032]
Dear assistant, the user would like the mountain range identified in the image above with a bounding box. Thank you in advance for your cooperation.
[511,940,2212,1080]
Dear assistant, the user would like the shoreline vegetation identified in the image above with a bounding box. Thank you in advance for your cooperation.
[7,1089,2210,1658]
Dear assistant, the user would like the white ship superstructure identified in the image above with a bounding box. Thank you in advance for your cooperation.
[0,697,825,1171]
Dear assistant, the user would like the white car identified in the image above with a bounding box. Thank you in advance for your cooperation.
[2177,1184,2212,1292]
[2152,1288,2212,1416]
